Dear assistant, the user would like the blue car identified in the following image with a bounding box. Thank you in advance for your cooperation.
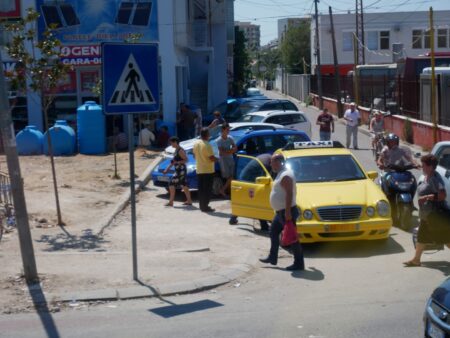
[424,277,450,338]
[203,98,298,125]
[152,129,310,194]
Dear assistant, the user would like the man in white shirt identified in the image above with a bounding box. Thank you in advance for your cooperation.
[343,103,361,149]
[138,121,156,149]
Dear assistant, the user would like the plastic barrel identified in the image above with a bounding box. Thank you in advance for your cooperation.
[43,120,76,156]
[77,101,106,155]
[16,125,44,155]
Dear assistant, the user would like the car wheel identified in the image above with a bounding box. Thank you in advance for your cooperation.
[212,175,224,196]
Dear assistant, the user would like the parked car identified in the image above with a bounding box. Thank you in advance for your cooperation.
[246,87,265,98]
[152,129,310,195]
[163,122,284,158]
[203,98,299,125]
[237,110,312,138]
[231,141,391,243]
[418,141,450,206]
[423,277,450,338]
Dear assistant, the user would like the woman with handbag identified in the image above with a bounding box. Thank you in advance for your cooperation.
[404,154,450,267]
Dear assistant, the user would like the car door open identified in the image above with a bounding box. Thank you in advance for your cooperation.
[231,155,274,221]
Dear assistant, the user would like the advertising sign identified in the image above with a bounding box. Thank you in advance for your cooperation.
[0,0,21,18]
[60,45,101,66]
[36,0,158,43]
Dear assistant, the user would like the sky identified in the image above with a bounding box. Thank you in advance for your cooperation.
[234,0,450,45]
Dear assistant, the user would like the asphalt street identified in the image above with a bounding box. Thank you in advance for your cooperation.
[1,91,449,338]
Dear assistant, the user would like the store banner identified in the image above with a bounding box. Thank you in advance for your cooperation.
[36,0,158,43]
[0,0,21,18]
[60,45,101,66]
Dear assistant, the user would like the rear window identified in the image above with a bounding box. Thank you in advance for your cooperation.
[238,115,265,123]
[283,101,298,111]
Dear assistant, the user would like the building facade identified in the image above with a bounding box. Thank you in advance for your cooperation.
[1,0,234,133]
[235,21,260,50]
[311,10,450,75]
[277,17,309,44]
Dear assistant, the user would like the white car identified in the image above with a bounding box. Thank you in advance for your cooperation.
[418,141,450,206]
[163,122,283,157]
[237,110,312,138]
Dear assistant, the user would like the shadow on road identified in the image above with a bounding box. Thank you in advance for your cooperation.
[27,282,60,338]
[421,261,450,276]
[149,299,224,318]
[302,236,405,258]
[35,228,108,252]
[262,266,325,281]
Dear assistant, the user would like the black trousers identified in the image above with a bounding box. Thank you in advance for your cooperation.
[269,206,304,268]
[197,173,213,211]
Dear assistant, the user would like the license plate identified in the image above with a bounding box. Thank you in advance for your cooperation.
[428,321,444,338]
[157,176,170,182]
[328,224,355,232]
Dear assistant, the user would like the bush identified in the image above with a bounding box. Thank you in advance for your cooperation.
[304,95,313,107]
[403,118,414,144]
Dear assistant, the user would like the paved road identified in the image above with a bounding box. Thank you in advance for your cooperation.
[1,91,449,338]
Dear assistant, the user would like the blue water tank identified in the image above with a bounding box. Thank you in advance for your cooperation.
[43,120,76,156]
[16,125,44,155]
[77,101,106,155]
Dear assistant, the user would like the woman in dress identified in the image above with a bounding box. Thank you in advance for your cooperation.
[163,137,193,207]
[404,154,450,267]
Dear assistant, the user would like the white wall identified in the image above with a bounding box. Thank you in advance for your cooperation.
[312,10,450,69]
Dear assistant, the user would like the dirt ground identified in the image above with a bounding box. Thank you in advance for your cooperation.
[0,149,159,313]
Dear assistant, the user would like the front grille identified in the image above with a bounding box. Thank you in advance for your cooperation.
[317,206,362,222]
[319,231,364,238]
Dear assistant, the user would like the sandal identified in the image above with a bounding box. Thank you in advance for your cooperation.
[165,203,173,207]
[403,260,421,267]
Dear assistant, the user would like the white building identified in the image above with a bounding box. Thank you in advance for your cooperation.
[278,17,310,44]
[1,0,234,133]
[311,10,450,74]
[235,21,260,50]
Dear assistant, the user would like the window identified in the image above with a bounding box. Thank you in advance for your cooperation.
[290,114,307,123]
[261,102,283,111]
[41,3,79,29]
[343,32,354,52]
[283,101,298,111]
[412,29,423,49]
[367,31,378,50]
[437,147,450,170]
[116,1,152,26]
[424,30,431,48]
[380,31,390,50]
[235,157,267,183]
[438,29,448,48]
[266,115,291,125]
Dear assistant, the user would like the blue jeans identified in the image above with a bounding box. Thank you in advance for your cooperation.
[320,131,331,141]
[269,206,304,268]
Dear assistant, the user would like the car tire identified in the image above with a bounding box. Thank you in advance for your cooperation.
[212,175,224,196]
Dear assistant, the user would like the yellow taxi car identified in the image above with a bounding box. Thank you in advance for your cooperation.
[231,141,392,243]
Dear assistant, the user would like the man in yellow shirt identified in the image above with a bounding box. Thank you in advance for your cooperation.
[193,128,217,212]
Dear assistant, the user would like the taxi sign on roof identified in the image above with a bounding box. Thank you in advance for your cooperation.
[283,141,344,150]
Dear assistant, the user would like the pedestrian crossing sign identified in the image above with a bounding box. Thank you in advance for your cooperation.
[102,43,159,115]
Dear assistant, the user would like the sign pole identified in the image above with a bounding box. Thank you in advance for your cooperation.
[128,113,138,281]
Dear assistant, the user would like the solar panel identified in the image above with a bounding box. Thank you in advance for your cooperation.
[41,5,63,29]
[59,4,80,27]
[132,2,152,26]
[116,2,134,24]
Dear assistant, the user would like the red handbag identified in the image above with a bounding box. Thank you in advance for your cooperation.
[281,220,298,247]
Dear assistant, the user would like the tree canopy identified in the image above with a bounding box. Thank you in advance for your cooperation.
[233,27,251,95]
[280,21,311,74]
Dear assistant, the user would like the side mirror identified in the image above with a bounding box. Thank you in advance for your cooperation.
[367,171,378,180]
[256,176,271,185]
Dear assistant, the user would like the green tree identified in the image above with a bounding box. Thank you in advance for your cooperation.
[5,8,72,226]
[280,21,311,74]
[233,27,251,96]
[257,48,280,81]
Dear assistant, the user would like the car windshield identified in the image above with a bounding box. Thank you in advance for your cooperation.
[237,115,265,123]
[238,103,262,115]
[286,155,366,183]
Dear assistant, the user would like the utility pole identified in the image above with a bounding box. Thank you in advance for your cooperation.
[355,0,364,65]
[429,7,438,144]
[360,0,365,64]
[329,7,343,118]
[0,55,38,282]
[353,33,360,105]
[314,0,323,109]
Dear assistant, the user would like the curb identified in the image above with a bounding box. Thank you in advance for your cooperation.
[48,250,258,303]
[97,154,162,236]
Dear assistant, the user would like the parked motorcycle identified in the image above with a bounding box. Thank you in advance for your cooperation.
[380,163,417,230]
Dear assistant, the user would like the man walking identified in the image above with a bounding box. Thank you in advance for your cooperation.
[316,108,334,141]
[259,154,304,271]
[193,128,217,212]
[344,103,361,149]
[217,123,237,197]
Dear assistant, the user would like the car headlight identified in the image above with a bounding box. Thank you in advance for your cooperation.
[303,209,313,220]
[376,200,390,217]
[366,206,375,217]
[187,165,196,174]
